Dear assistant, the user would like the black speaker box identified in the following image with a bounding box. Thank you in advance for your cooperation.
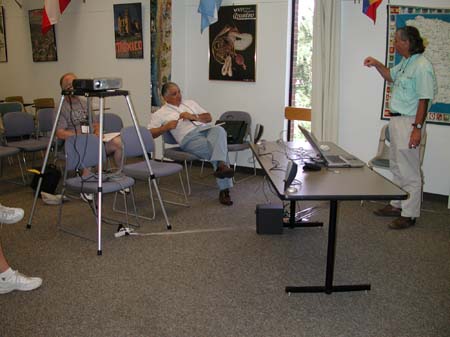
[255,203,283,234]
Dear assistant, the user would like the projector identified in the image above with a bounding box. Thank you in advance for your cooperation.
[72,78,122,91]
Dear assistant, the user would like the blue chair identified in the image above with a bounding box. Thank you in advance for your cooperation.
[115,126,188,222]
[219,110,256,181]
[0,102,24,117]
[57,134,137,239]
[3,111,49,183]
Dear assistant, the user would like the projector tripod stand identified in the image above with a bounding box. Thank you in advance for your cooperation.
[26,89,172,255]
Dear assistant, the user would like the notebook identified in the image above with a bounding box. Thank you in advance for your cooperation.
[298,125,365,168]
[192,121,225,133]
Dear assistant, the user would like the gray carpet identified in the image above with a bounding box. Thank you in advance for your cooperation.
[0,165,449,337]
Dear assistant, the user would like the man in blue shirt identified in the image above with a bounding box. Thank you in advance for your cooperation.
[364,26,437,229]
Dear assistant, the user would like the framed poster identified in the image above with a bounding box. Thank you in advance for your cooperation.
[150,0,172,108]
[0,6,7,62]
[113,3,143,59]
[209,5,256,82]
[383,5,450,125]
[28,9,57,62]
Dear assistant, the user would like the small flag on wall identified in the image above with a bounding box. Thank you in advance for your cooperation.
[42,0,71,34]
[362,0,382,24]
[198,0,222,33]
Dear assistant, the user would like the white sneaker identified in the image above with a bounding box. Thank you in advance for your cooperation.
[80,193,94,202]
[0,204,25,224]
[0,269,43,294]
[119,188,130,195]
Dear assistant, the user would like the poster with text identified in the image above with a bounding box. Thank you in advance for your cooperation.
[28,9,57,62]
[114,3,143,59]
[209,5,256,82]
[383,5,450,125]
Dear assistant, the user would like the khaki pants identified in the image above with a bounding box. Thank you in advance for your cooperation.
[389,116,424,218]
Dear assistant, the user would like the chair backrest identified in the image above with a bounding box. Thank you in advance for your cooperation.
[64,134,106,171]
[121,126,154,158]
[219,111,252,137]
[103,113,124,133]
[33,98,55,110]
[162,130,178,145]
[0,102,24,116]
[3,111,36,138]
[5,96,24,104]
[37,108,55,134]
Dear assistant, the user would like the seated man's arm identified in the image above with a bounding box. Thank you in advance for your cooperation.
[149,120,178,138]
[56,128,75,140]
[179,111,212,123]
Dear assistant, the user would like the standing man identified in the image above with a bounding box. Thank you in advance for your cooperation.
[364,26,437,229]
[148,82,234,206]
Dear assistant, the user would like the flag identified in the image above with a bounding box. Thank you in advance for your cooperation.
[362,0,382,24]
[198,0,222,33]
[42,0,71,34]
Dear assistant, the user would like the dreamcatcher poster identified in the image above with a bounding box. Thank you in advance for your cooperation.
[209,5,256,82]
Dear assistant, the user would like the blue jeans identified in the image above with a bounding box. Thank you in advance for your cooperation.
[180,126,233,191]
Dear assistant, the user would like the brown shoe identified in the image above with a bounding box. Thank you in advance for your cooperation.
[214,163,234,179]
[373,205,402,217]
[219,189,233,206]
[388,216,416,230]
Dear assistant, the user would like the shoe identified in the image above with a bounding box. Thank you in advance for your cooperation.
[389,216,416,230]
[0,269,42,294]
[119,188,130,195]
[80,193,94,202]
[0,204,25,224]
[373,204,401,217]
[214,163,235,179]
[219,189,233,206]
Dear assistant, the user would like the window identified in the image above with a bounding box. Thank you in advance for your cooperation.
[288,0,314,141]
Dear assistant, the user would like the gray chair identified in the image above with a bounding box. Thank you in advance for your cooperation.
[103,113,124,133]
[57,134,137,239]
[219,110,256,181]
[36,108,55,139]
[162,131,203,195]
[94,113,124,133]
[0,102,24,117]
[367,124,427,204]
[3,111,49,183]
[115,126,188,221]
[0,145,24,183]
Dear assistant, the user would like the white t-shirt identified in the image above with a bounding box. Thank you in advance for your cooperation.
[148,100,207,144]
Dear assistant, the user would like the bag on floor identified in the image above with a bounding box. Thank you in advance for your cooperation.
[30,164,61,197]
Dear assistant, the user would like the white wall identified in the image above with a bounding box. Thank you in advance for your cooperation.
[0,0,448,196]
[340,0,450,196]
[0,0,151,126]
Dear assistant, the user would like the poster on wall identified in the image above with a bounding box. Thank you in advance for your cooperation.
[113,3,143,59]
[0,6,7,62]
[209,5,256,82]
[383,5,450,126]
[28,9,57,62]
[150,0,172,108]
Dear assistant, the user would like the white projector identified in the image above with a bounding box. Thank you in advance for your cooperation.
[72,78,122,91]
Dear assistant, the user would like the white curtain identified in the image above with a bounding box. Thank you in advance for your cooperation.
[311,0,341,142]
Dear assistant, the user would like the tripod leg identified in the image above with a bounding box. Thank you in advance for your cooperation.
[124,95,172,230]
[27,95,66,229]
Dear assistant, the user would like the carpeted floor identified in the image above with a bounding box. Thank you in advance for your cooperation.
[1,164,449,337]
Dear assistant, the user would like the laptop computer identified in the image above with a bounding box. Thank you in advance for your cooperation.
[298,125,365,168]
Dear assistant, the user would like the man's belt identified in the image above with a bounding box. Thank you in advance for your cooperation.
[389,113,401,117]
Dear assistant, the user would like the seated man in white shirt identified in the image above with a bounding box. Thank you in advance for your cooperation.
[148,82,234,206]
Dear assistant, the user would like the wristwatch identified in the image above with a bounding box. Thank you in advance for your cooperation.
[412,123,423,129]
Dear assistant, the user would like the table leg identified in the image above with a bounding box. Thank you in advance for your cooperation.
[284,200,323,228]
[285,200,371,294]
